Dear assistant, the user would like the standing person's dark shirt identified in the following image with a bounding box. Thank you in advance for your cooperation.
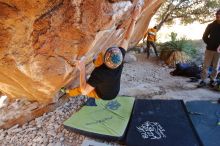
[87,47,126,100]
[202,21,220,51]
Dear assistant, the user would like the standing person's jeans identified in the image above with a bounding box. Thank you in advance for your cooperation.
[201,50,220,82]
[145,41,158,58]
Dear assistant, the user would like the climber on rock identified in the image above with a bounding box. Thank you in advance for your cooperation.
[60,5,141,100]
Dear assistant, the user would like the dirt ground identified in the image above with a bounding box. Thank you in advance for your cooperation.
[120,53,219,102]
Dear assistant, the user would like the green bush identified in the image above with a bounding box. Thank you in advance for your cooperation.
[159,32,197,60]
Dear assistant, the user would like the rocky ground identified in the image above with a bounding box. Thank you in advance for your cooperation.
[0,96,120,146]
[0,53,219,146]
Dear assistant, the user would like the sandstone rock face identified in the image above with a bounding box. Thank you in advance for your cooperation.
[0,0,164,103]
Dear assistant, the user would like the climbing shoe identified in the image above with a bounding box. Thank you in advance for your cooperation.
[60,87,70,94]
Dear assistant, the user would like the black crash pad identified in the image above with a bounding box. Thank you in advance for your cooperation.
[126,100,202,146]
[186,100,220,146]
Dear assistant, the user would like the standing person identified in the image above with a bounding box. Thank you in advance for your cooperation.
[143,26,159,58]
[198,9,220,88]
[60,5,142,100]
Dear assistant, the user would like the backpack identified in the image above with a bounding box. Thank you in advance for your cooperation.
[170,63,201,79]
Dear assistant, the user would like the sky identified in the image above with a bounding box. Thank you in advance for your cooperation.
[149,20,209,43]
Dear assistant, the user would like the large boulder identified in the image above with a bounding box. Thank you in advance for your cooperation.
[124,52,137,63]
[0,0,164,103]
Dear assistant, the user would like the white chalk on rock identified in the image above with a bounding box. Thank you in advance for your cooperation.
[80,56,85,61]
[112,1,132,20]
[136,0,145,8]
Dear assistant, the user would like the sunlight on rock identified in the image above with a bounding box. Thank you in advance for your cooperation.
[0,95,8,109]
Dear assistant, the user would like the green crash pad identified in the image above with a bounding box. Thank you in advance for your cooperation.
[63,96,135,141]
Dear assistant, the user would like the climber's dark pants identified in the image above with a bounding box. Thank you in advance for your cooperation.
[146,41,158,58]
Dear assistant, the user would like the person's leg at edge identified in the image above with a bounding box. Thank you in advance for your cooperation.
[147,41,151,58]
[142,40,147,53]
[210,52,220,87]
[198,50,214,87]
[151,42,159,57]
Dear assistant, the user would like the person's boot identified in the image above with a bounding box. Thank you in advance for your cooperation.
[209,80,215,88]
[197,81,207,88]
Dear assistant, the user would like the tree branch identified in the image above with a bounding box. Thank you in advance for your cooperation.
[156,0,217,30]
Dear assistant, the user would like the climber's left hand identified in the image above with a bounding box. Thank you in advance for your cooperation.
[76,59,85,71]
